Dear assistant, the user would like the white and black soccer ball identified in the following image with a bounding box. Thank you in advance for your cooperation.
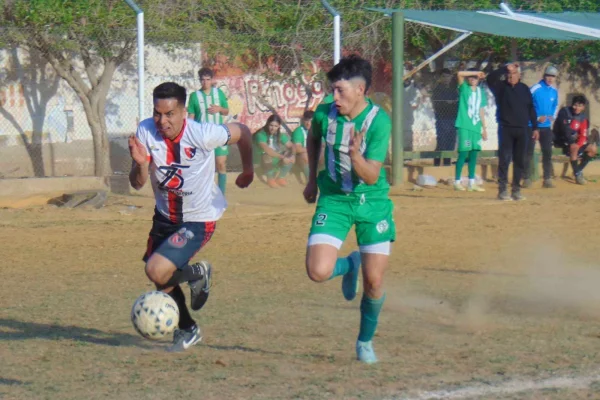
[131,291,180,340]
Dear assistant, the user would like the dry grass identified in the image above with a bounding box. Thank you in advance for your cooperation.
[1,178,600,399]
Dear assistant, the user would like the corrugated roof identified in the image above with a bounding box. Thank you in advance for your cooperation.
[366,8,599,41]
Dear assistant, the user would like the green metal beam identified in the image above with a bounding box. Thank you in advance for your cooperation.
[391,11,404,185]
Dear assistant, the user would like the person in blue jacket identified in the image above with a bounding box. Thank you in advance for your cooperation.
[523,65,559,188]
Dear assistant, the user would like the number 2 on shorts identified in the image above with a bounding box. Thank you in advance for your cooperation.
[315,213,327,226]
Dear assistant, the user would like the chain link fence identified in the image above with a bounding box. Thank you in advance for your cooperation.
[0,26,596,179]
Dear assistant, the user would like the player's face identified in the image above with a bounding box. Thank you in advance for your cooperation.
[467,76,479,87]
[331,79,365,117]
[153,98,186,139]
[573,103,585,114]
[267,121,280,135]
[200,75,212,91]
[544,75,556,86]
[507,70,520,85]
[302,119,312,130]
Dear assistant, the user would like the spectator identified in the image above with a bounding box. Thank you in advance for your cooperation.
[487,63,539,201]
[292,110,314,181]
[524,65,559,188]
[432,68,458,166]
[253,114,295,188]
[187,67,230,195]
[553,95,596,185]
[453,68,488,192]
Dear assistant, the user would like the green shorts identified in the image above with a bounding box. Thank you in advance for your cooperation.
[215,145,229,157]
[308,192,396,247]
[457,128,482,152]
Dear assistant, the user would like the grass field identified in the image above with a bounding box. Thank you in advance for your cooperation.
[2,177,600,400]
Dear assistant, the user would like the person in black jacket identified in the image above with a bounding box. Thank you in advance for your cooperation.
[487,63,539,201]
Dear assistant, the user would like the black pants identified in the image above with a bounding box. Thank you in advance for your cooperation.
[498,126,528,193]
[524,127,554,180]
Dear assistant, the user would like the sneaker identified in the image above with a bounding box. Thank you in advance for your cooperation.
[189,261,212,311]
[522,178,532,188]
[498,191,512,201]
[467,184,485,192]
[267,178,279,188]
[167,324,202,353]
[453,182,466,191]
[356,340,378,364]
[576,173,586,185]
[542,179,554,188]
[512,191,526,201]
[275,178,288,187]
[342,251,361,301]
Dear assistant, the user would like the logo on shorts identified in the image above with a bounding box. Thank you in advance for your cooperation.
[169,229,188,248]
[183,229,195,240]
[184,147,197,160]
[376,220,389,234]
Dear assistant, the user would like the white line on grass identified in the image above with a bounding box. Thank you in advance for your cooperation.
[395,371,600,400]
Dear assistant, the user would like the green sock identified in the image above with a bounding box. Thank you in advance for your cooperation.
[279,163,293,178]
[358,293,386,342]
[328,256,351,280]
[468,150,479,179]
[455,151,468,181]
[218,173,226,194]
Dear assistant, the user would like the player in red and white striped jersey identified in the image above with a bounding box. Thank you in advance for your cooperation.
[128,82,253,352]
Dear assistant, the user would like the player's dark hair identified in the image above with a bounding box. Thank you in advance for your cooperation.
[198,67,214,79]
[153,82,186,107]
[572,95,587,105]
[302,110,314,120]
[326,55,372,92]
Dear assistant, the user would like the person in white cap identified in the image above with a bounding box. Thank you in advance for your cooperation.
[523,65,559,188]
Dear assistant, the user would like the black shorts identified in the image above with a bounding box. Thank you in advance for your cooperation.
[562,143,589,157]
[143,209,216,269]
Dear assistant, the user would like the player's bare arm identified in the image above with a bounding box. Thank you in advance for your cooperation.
[349,128,381,185]
[457,70,485,85]
[208,105,229,116]
[128,135,150,190]
[259,141,286,161]
[303,128,322,203]
[224,122,254,188]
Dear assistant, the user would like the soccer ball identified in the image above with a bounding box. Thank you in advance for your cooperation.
[131,291,180,340]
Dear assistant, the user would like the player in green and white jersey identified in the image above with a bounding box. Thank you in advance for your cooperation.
[253,114,295,188]
[303,55,395,364]
[291,110,314,182]
[454,68,488,192]
[187,67,230,195]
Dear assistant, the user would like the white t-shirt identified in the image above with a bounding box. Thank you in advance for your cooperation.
[135,118,230,223]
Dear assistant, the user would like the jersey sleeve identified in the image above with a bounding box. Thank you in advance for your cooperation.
[481,88,488,108]
[291,127,303,144]
[364,112,391,163]
[218,88,229,110]
[187,92,199,117]
[189,121,230,152]
[254,130,267,145]
[135,121,153,163]
[280,133,290,145]
[312,104,329,140]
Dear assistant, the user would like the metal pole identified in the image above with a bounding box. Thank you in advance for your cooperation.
[124,0,145,122]
[391,11,404,185]
[320,0,341,64]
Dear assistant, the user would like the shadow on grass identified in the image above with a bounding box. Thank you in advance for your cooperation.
[0,377,30,386]
[0,318,157,349]
[205,344,334,361]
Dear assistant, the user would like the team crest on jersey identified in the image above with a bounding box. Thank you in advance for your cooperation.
[184,147,197,160]
[169,229,188,248]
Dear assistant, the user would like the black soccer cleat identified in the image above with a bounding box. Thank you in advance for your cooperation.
[188,261,212,311]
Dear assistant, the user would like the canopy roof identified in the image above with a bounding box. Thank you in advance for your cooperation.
[366,8,600,41]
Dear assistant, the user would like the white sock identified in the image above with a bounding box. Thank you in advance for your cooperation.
[469,178,475,186]
[455,179,461,185]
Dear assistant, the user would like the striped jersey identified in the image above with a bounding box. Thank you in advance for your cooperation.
[291,126,308,147]
[187,87,229,124]
[135,118,230,223]
[312,99,391,195]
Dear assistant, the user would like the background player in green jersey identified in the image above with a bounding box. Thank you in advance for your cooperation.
[253,114,295,188]
[188,67,230,194]
[303,55,395,364]
[291,110,314,182]
[454,68,488,192]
